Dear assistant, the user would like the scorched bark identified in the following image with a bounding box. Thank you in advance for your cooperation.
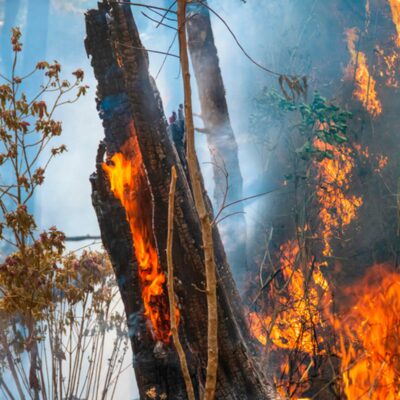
[85,1,275,399]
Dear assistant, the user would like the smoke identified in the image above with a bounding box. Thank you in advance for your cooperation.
[11,0,396,397]
[201,0,357,268]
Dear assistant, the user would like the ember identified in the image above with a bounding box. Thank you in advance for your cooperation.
[103,121,178,343]
[376,45,400,88]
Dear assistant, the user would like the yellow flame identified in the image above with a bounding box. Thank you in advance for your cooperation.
[314,138,363,256]
[249,241,330,354]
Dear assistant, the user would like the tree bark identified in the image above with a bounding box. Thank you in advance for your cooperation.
[186,2,247,283]
[85,1,275,399]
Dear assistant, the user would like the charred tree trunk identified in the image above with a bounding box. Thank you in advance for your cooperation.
[186,2,247,283]
[85,2,275,399]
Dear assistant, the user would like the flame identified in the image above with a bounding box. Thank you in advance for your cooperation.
[376,45,400,88]
[336,265,400,399]
[103,121,178,343]
[249,240,331,397]
[389,0,400,47]
[314,138,363,256]
[249,240,331,354]
[345,28,382,117]
[354,143,389,173]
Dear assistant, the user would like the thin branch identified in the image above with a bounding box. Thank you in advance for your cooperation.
[214,211,245,225]
[141,12,177,30]
[194,0,282,77]
[167,165,195,400]
[218,186,285,214]
[116,41,180,58]
[177,2,218,399]
[116,2,177,14]
[155,32,178,80]
[156,0,177,27]
[64,235,101,242]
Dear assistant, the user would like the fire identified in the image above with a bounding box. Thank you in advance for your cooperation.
[249,240,330,354]
[389,0,400,47]
[337,265,400,399]
[345,28,382,117]
[248,240,331,397]
[376,45,400,88]
[354,143,389,173]
[314,139,363,256]
[103,121,178,343]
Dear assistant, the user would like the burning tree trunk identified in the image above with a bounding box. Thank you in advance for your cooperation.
[85,2,275,399]
[186,2,247,282]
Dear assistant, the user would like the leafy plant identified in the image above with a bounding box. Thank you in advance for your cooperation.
[250,89,352,161]
[0,28,128,400]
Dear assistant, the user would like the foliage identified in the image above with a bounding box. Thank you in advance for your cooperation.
[250,89,352,161]
[249,87,359,398]
[0,28,128,400]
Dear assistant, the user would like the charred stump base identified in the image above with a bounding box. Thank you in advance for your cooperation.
[85,1,275,399]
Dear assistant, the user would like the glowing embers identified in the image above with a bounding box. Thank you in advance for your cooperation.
[336,265,400,400]
[345,28,382,117]
[376,45,400,89]
[103,122,178,343]
[313,139,363,257]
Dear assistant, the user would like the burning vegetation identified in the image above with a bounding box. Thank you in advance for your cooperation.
[338,264,400,399]
[82,1,400,399]
[313,138,363,257]
[246,1,400,396]
[345,27,382,117]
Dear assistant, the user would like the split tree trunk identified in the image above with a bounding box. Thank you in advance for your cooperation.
[186,2,247,283]
[85,1,275,399]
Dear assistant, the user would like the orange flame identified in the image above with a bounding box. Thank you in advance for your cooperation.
[249,240,330,354]
[345,28,382,117]
[314,138,363,256]
[336,265,400,399]
[103,121,178,343]
[389,0,400,47]
[248,240,331,398]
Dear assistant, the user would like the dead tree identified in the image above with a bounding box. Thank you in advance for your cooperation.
[85,1,275,399]
[186,2,247,282]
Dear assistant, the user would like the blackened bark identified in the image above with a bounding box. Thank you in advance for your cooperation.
[85,2,275,399]
[186,2,248,284]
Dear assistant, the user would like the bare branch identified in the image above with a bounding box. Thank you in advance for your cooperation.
[167,165,195,400]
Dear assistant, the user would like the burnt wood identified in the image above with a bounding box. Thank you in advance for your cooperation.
[85,2,275,399]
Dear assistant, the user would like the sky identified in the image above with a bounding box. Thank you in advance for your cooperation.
[33,0,288,245]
